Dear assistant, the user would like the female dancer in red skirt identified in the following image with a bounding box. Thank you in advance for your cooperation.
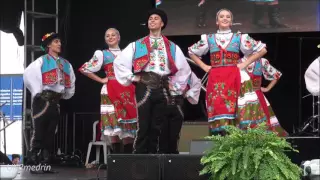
[241,56,288,136]
[79,28,137,153]
[188,9,268,134]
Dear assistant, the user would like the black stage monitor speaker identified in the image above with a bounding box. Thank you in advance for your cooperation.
[162,154,210,180]
[107,154,161,180]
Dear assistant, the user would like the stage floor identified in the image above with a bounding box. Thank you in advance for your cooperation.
[14,167,106,180]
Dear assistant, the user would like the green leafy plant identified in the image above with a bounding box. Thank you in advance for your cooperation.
[200,123,302,180]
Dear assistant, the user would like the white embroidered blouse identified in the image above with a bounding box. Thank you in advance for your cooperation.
[188,29,266,58]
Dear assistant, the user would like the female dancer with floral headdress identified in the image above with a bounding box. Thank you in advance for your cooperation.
[188,9,268,134]
[79,28,137,154]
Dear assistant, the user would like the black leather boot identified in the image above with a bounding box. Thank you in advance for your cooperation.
[268,5,288,28]
[41,149,58,173]
[28,149,44,174]
[28,150,39,165]
[123,143,133,154]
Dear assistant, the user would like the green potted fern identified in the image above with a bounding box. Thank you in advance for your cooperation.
[200,123,302,180]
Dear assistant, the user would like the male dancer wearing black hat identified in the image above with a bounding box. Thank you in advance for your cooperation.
[23,32,76,173]
[113,9,191,154]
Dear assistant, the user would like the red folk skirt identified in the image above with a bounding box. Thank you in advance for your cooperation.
[100,79,137,138]
[206,66,241,133]
[107,79,137,123]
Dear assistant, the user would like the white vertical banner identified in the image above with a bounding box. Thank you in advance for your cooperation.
[0,13,25,161]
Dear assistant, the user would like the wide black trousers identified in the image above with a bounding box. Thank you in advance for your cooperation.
[133,83,168,154]
[30,95,59,160]
[158,104,184,154]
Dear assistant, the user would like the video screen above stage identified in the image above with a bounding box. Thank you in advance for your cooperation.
[156,0,320,36]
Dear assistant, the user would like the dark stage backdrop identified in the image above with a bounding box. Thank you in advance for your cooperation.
[23,0,320,155]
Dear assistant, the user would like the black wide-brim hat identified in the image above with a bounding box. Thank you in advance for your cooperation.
[40,32,59,51]
[147,8,168,30]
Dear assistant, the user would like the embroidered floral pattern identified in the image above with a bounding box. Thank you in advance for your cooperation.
[113,91,135,120]
[120,92,135,106]
[101,94,119,131]
[79,55,99,72]
[207,82,238,118]
[133,56,149,72]
[42,55,72,89]
[101,88,137,138]
[190,40,205,50]
[42,70,58,85]
[210,51,240,67]
[262,60,282,80]
[103,63,115,78]
[63,73,71,87]
[251,77,262,90]
[210,52,222,65]
[246,59,282,90]
[244,35,256,49]
[149,52,156,70]
[149,38,167,71]
[238,103,265,122]
[207,34,241,67]
[236,79,266,129]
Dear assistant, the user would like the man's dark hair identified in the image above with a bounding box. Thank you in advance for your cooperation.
[12,154,20,160]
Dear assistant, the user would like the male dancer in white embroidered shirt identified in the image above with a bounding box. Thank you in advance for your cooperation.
[23,32,76,173]
[113,9,191,154]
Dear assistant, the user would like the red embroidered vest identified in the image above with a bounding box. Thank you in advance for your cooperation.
[41,54,71,88]
[132,35,178,75]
